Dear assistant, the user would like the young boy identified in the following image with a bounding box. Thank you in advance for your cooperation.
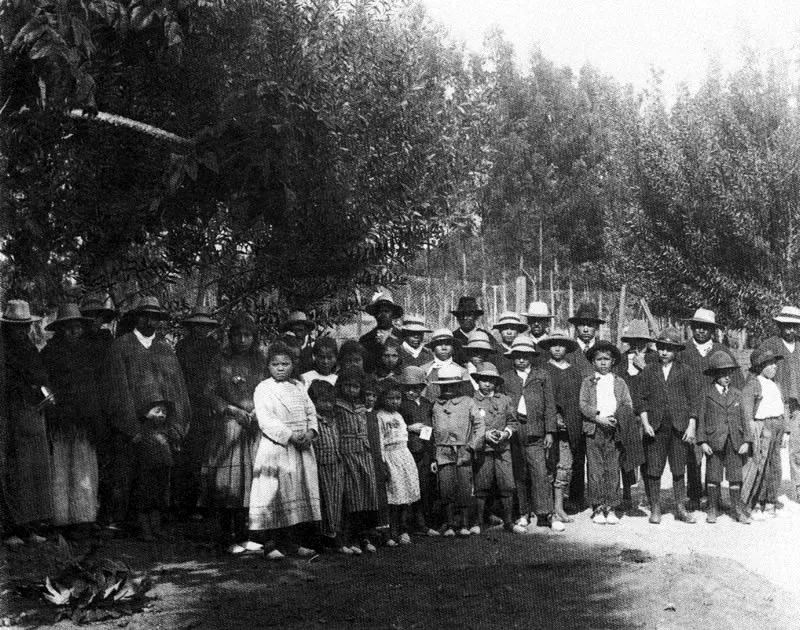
[539,330,583,524]
[492,311,529,374]
[398,315,434,368]
[302,336,338,388]
[697,351,752,524]
[579,341,635,525]
[431,363,485,537]
[500,336,559,530]
[398,366,438,536]
[638,328,700,524]
[422,328,470,402]
[470,363,522,534]
[464,330,496,389]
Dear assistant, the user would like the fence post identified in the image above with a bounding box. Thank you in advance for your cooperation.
[617,284,627,346]
[549,269,555,327]
[515,275,526,314]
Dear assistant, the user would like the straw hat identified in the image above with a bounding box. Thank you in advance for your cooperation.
[492,311,529,332]
[279,311,315,333]
[620,319,653,343]
[1,300,41,324]
[470,362,504,385]
[504,336,539,356]
[523,301,554,320]
[585,340,622,365]
[703,350,740,375]
[432,363,467,385]
[426,328,456,349]
[182,306,219,327]
[654,328,686,351]
[397,366,427,386]
[45,303,91,331]
[451,296,484,317]
[464,330,494,351]
[80,294,116,320]
[400,314,432,334]
[536,330,579,353]
[129,296,170,320]
[684,308,721,329]
[749,346,784,373]
[364,292,403,319]
[773,306,800,324]
[568,302,605,325]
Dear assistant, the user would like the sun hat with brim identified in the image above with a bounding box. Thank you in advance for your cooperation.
[773,306,800,324]
[505,336,539,356]
[568,302,606,325]
[471,362,504,385]
[523,301,554,320]
[536,330,579,353]
[464,330,494,351]
[620,319,654,343]
[364,292,404,319]
[182,306,219,327]
[400,314,432,334]
[451,296,484,317]
[654,328,686,351]
[397,366,426,386]
[684,308,722,329]
[1,300,42,324]
[130,296,170,320]
[432,363,467,385]
[80,295,116,319]
[492,311,529,332]
[703,350,740,375]
[749,346,784,373]
[279,310,315,333]
[586,340,622,366]
[426,328,456,349]
[45,303,92,331]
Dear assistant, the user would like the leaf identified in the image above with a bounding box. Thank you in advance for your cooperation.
[43,577,73,606]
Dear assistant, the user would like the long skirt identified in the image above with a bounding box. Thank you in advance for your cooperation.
[51,426,99,526]
[200,414,259,509]
[742,416,783,505]
[341,451,379,513]
[384,446,421,506]
[249,439,321,531]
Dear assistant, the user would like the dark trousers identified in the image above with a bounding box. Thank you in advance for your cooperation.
[569,434,586,504]
[686,444,704,501]
[706,438,744,485]
[109,432,134,523]
[585,426,620,507]
[644,425,687,480]
[522,437,553,515]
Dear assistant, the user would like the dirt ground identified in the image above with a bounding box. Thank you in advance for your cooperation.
[2,455,800,629]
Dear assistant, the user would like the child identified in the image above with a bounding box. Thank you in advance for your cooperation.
[377,381,421,546]
[470,363,522,534]
[363,373,389,540]
[539,331,583,525]
[422,328,470,402]
[500,336,559,530]
[741,346,787,520]
[302,336,338,388]
[638,329,700,525]
[132,400,177,541]
[308,381,351,553]
[376,338,403,381]
[579,341,635,525]
[398,366,439,536]
[431,363,485,536]
[697,351,752,524]
[492,311,529,374]
[398,315,434,368]
[464,331,496,389]
[335,367,380,553]
[249,341,320,560]
[338,340,369,373]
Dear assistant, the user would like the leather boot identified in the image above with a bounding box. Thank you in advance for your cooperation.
[647,477,661,524]
[673,478,696,524]
[729,487,751,524]
[706,485,719,524]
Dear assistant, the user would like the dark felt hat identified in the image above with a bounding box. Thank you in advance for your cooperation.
[451,296,484,317]
[80,295,116,320]
[364,292,403,319]
[585,340,622,366]
[568,302,606,325]
[130,296,170,320]
[182,306,219,326]
[654,328,685,351]
[749,346,784,373]
[703,350,740,375]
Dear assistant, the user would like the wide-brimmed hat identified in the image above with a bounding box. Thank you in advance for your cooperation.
[432,363,467,385]
[620,319,654,343]
[505,335,539,356]
[464,330,494,352]
[451,296,484,317]
[493,311,529,332]
[426,328,456,348]
[80,294,116,320]
[279,310,315,333]
[471,362,504,385]
[586,340,622,365]
[524,301,554,320]
[537,330,579,353]
[684,308,722,329]
[773,306,800,324]
[397,366,427,386]
[704,350,740,375]
[364,292,403,319]
[568,302,606,325]
[749,346,784,373]
[183,306,219,327]
[45,303,92,331]
[1,300,41,324]
[654,328,685,351]
[130,296,170,320]
[400,314,432,334]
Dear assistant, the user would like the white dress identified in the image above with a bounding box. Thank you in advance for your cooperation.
[378,410,421,505]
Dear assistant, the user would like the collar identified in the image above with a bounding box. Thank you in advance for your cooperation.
[474,391,498,401]
[594,372,614,382]
[577,338,595,352]
[134,328,155,349]
[402,341,424,358]
[783,339,796,353]
[516,367,531,378]
[715,383,728,395]
[692,338,713,354]
[531,334,547,345]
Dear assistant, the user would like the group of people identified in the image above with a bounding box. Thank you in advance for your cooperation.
[1,290,797,559]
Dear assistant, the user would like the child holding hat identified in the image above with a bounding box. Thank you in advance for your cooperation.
[697,351,752,524]
[398,315,434,368]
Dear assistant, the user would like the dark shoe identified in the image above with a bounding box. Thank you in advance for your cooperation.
[673,480,696,524]
[647,478,661,524]
[626,506,648,518]
[686,498,702,512]
[729,488,752,524]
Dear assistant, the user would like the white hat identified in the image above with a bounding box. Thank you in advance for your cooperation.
[773,306,800,324]
[684,308,721,329]
[523,301,553,319]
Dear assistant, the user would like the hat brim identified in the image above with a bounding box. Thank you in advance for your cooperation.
[704,365,739,376]
[493,323,529,332]
[401,326,432,334]
[654,340,685,351]
[505,347,540,356]
[537,338,579,353]
[750,353,784,372]
[183,316,219,326]
[621,335,654,343]
[45,315,93,331]
[365,302,404,319]
[685,318,722,329]
[433,377,468,385]
[427,337,456,349]
[131,308,170,320]
[81,307,116,319]
[470,372,504,384]
[525,314,555,320]
[278,320,314,333]
[568,316,606,325]
[451,309,484,317]
[464,343,494,352]
[1,316,42,324]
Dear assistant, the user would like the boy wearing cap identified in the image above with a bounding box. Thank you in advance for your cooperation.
[697,351,753,524]
[421,329,470,402]
[501,336,559,530]
[451,297,496,365]
[471,363,521,534]
[431,364,485,537]
[398,315,434,368]
[359,294,403,373]
[638,328,701,524]
[493,311,529,373]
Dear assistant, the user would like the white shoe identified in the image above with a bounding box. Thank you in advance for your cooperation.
[751,507,765,521]
[336,546,354,555]
[349,545,363,555]
[399,532,411,545]
[362,541,377,553]
[511,524,527,535]
[592,511,607,525]
[550,519,566,532]
[605,511,620,525]
[4,535,25,547]
[385,539,398,547]
[443,528,456,537]
[426,528,441,537]
[242,540,264,552]
[457,528,471,537]
[296,546,316,558]
[468,525,481,535]
[227,543,246,554]
[265,549,285,561]
[515,516,529,527]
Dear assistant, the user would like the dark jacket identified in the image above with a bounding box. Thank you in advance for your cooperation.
[472,391,518,452]
[500,367,557,442]
[400,397,433,456]
[637,361,700,433]
[676,341,745,403]
[566,344,595,378]
[544,362,584,449]
[359,326,402,373]
[757,336,800,406]
[697,385,752,452]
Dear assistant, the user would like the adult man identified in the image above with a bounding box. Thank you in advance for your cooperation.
[280,311,316,374]
[676,308,743,511]
[451,297,495,365]
[757,306,800,503]
[523,301,554,368]
[359,293,403,372]
[102,296,190,530]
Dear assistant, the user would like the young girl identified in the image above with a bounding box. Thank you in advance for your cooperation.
[363,374,389,542]
[579,341,634,525]
[338,340,368,373]
[376,338,403,381]
[302,336,338,389]
[377,382,421,546]
[308,381,351,554]
[249,341,320,560]
[335,367,380,554]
